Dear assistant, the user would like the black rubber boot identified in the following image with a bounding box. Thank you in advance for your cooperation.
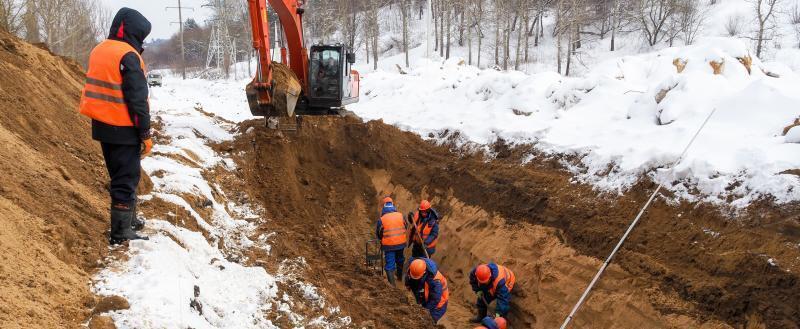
[387,271,397,286]
[469,308,487,323]
[109,208,149,245]
[131,199,145,231]
[395,267,403,282]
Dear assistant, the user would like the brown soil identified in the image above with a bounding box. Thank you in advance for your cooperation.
[0,30,110,327]
[231,115,800,328]
[270,62,302,117]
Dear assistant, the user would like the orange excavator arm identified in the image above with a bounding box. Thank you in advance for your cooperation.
[246,0,308,116]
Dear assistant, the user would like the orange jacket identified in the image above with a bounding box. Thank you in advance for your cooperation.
[424,270,450,309]
[79,39,145,127]
[411,211,439,249]
[379,212,407,249]
[489,265,516,296]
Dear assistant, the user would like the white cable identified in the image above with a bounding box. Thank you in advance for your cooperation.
[559,108,717,329]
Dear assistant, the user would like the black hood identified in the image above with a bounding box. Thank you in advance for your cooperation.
[108,7,151,53]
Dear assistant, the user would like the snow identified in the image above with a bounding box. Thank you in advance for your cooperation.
[92,76,350,328]
[350,37,800,206]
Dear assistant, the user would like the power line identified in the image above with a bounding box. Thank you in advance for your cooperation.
[166,0,194,80]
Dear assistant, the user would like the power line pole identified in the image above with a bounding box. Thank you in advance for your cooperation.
[166,1,194,79]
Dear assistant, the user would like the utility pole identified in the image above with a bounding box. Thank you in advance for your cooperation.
[166,1,194,79]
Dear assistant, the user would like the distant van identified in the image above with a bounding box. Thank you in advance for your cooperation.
[147,73,162,87]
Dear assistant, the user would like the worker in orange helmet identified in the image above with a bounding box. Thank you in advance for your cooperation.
[469,263,516,323]
[79,7,152,245]
[405,258,449,324]
[375,196,407,285]
[477,316,507,329]
[407,199,440,258]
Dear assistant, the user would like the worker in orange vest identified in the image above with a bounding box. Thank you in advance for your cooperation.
[475,316,507,329]
[375,197,407,285]
[469,263,516,323]
[79,8,152,245]
[407,200,440,258]
[405,258,449,324]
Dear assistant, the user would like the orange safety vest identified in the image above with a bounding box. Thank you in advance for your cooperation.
[489,265,516,296]
[412,212,438,248]
[423,271,450,309]
[79,39,146,127]
[380,212,407,248]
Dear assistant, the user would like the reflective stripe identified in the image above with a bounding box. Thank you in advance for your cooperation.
[84,91,126,104]
[86,77,122,90]
[380,212,407,247]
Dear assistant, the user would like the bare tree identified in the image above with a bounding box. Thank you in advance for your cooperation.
[676,0,706,45]
[750,0,780,58]
[725,13,744,36]
[791,3,800,48]
[637,0,679,46]
[401,0,410,67]
[0,0,23,33]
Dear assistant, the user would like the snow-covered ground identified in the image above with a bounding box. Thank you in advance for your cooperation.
[351,38,800,207]
[92,76,350,329]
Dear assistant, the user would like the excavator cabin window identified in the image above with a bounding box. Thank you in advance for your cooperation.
[309,48,342,99]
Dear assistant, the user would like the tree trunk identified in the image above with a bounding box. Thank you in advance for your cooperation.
[524,14,531,64]
[446,8,451,59]
[515,12,524,70]
[458,2,465,46]
[494,17,500,66]
[467,1,473,65]
[433,0,439,51]
[402,0,409,67]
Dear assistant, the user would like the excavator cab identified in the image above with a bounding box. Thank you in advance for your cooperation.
[303,44,359,113]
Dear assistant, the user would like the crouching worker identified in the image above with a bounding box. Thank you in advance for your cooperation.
[469,263,515,323]
[375,197,407,285]
[405,258,449,324]
[474,316,507,329]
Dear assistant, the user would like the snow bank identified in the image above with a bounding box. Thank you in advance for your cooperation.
[351,38,800,206]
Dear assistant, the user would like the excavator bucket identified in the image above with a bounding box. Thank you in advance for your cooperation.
[246,62,302,117]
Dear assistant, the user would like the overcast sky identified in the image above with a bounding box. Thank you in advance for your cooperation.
[99,0,213,40]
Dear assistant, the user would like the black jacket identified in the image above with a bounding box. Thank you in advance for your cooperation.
[91,7,152,145]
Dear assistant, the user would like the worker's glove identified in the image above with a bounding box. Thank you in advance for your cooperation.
[495,313,501,318]
[141,138,153,157]
[476,291,484,299]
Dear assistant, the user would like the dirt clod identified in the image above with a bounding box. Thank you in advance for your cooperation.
[88,315,117,329]
[93,295,130,314]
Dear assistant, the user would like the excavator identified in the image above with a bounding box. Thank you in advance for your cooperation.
[245,0,360,118]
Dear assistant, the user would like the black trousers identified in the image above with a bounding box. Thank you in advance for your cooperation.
[101,143,140,208]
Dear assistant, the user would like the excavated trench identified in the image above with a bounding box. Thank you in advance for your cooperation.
[227,115,800,328]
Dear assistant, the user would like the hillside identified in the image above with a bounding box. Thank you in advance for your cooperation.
[0,30,110,327]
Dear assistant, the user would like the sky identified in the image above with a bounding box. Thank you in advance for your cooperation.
[99,0,213,40]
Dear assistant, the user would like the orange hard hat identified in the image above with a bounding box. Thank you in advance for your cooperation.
[383,196,393,204]
[473,327,488,329]
[495,317,507,329]
[475,264,491,284]
[419,200,431,211]
[409,259,427,279]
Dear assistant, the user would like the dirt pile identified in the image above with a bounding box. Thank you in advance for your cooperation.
[0,30,110,327]
[232,115,800,328]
